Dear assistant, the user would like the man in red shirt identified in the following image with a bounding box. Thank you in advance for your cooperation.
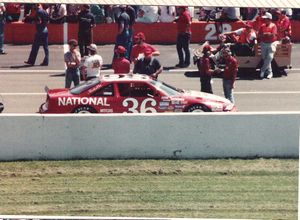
[197,45,215,94]
[258,12,277,79]
[130,32,160,65]
[175,6,191,68]
[275,10,291,42]
[216,49,238,103]
[112,46,130,74]
[222,21,257,56]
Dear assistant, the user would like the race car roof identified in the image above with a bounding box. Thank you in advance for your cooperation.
[2,0,300,8]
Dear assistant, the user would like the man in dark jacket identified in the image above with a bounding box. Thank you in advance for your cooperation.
[78,4,95,56]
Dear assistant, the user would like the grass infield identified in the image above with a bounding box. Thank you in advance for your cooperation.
[0,159,298,219]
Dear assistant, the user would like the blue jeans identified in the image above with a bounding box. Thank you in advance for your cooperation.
[65,68,80,88]
[176,33,191,65]
[260,42,276,76]
[0,21,4,52]
[114,30,131,60]
[28,28,49,64]
[223,79,235,103]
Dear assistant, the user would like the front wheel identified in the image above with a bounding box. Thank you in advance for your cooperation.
[185,104,210,112]
[73,106,97,114]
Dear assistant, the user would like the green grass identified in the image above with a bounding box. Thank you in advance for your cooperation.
[0,159,297,219]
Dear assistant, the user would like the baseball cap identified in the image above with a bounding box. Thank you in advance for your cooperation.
[202,45,212,53]
[262,12,272,20]
[115,46,126,54]
[0,3,4,7]
[134,32,146,41]
[87,44,97,51]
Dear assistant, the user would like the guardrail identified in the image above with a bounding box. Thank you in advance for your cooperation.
[0,112,299,161]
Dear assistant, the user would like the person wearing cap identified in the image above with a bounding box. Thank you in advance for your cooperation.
[24,4,49,66]
[130,32,160,65]
[197,45,216,94]
[112,46,130,74]
[222,21,257,56]
[82,44,103,81]
[275,10,291,42]
[78,4,95,57]
[0,3,6,55]
[215,49,238,103]
[175,6,192,68]
[64,39,81,88]
[133,48,162,79]
[258,12,278,79]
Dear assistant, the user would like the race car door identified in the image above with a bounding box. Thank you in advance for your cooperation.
[116,82,163,113]
[90,83,116,113]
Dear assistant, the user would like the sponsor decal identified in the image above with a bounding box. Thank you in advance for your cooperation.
[159,101,170,107]
[100,109,113,113]
[58,97,110,106]
[174,105,185,109]
[171,98,185,105]
[159,106,168,110]
[88,84,102,94]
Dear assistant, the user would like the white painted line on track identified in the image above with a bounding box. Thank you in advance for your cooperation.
[0,70,64,73]
[0,69,120,73]
[169,68,300,72]
[1,93,45,95]
[235,91,300,94]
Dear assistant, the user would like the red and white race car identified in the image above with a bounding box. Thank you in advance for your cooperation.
[39,74,236,113]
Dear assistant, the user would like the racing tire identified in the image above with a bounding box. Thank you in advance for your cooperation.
[73,106,97,114]
[185,104,210,112]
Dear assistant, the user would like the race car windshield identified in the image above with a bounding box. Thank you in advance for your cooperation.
[70,78,100,95]
[150,80,182,96]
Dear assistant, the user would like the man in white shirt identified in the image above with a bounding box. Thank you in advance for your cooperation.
[158,6,176,23]
[136,6,159,23]
[82,44,103,80]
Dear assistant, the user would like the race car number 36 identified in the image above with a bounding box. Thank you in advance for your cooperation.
[123,98,157,113]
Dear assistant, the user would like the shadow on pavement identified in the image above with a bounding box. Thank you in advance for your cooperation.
[184,71,199,77]
[50,73,65,77]
[163,66,178,71]
[10,64,35,68]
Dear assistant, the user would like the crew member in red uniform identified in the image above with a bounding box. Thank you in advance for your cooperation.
[222,21,257,56]
[275,10,291,43]
[253,9,266,32]
[112,46,130,74]
[258,12,277,79]
[216,49,238,103]
[175,6,192,68]
[197,45,215,94]
[130,32,160,65]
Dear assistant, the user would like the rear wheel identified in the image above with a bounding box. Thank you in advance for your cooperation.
[185,104,210,112]
[73,106,97,114]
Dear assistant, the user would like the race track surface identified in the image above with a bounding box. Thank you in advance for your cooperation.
[0,43,299,113]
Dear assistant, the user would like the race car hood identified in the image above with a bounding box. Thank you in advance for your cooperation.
[184,90,231,104]
[47,88,70,97]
